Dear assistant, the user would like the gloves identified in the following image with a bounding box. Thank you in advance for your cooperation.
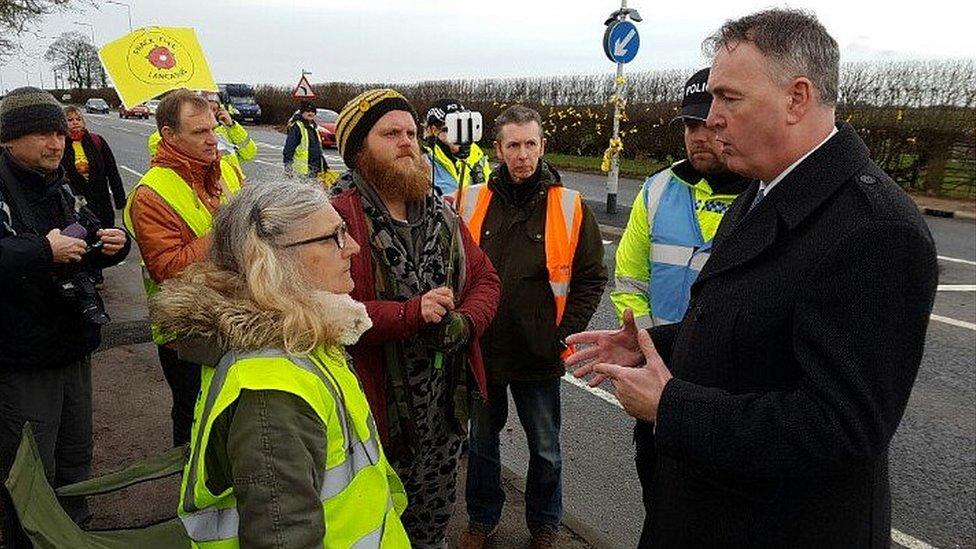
[420,311,471,354]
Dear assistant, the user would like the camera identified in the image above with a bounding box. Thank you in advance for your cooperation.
[57,272,110,326]
[443,111,483,146]
[57,210,111,327]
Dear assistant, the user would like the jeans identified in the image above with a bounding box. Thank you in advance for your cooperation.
[0,357,93,547]
[157,346,201,447]
[465,378,562,532]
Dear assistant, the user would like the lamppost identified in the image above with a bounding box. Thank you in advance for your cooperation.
[74,21,96,45]
[105,0,132,32]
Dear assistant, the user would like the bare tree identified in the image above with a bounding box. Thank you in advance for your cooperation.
[44,31,104,89]
[0,0,90,60]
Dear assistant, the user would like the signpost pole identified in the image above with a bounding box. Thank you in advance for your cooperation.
[604,0,636,215]
[607,60,623,214]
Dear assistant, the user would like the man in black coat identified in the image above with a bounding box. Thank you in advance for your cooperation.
[0,87,131,547]
[567,9,938,548]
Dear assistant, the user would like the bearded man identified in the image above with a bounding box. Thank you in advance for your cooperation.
[330,88,501,549]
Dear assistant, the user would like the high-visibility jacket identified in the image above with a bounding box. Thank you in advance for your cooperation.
[148,125,256,173]
[290,121,318,176]
[426,142,491,196]
[459,183,582,358]
[178,346,410,548]
[122,164,242,344]
[610,162,740,328]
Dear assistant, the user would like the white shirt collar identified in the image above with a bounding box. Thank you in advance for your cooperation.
[760,126,838,195]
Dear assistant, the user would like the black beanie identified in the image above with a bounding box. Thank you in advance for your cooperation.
[0,87,69,143]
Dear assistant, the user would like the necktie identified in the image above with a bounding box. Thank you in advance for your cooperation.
[747,186,766,214]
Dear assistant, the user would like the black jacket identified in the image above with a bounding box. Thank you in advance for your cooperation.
[478,161,607,383]
[0,150,131,372]
[641,124,938,548]
[60,130,126,227]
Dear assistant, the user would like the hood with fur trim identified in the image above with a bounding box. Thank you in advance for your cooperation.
[149,265,371,358]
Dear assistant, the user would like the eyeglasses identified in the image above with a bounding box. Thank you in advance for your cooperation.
[281,222,347,249]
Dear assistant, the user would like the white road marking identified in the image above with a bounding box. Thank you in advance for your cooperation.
[930,314,976,331]
[561,372,621,409]
[891,529,938,549]
[937,285,975,291]
[256,141,282,150]
[119,165,144,178]
[938,255,976,266]
[120,119,156,128]
[253,159,280,167]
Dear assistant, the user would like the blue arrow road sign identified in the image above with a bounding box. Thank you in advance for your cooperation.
[603,20,640,64]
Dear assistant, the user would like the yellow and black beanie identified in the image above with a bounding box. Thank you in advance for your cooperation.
[336,88,417,169]
[0,87,68,143]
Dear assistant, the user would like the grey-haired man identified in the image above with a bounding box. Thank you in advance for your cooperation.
[568,9,937,548]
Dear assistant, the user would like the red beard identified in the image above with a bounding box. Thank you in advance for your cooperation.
[355,147,431,204]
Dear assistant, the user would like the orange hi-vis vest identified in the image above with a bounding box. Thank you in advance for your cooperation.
[459,183,583,359]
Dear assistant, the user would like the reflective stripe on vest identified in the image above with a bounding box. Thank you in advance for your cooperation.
[643,170,711,326]
[292,122,310,175]
[459,183,583,355]
[178,348,408,548]
[122,163,242,344]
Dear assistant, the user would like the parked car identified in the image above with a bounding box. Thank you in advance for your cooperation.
[315,108,338,148]
[145,99,161,115]
[119,103,150,119]
[84,98,110,114]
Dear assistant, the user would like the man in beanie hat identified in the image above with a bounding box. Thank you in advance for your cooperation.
[283,100,325,178]
[0,87,130,546]
[330,88,501,548]
[422,97,492,196]
[608,69,749,544]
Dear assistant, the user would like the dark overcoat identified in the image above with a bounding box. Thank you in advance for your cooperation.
[643,124,938,548]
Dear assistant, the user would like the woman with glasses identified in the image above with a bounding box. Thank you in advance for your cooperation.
[150,181,410,548]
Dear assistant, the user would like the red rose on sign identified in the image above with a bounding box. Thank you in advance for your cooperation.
[147,46,176,69]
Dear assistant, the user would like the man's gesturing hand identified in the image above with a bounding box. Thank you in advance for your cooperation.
[421,287,455,323]
[565,308,644,386]
[571,311,673,422]
[46,229,87,263]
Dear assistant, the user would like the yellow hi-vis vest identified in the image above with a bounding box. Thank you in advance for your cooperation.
[122,164,243,344]
[291,122,315,176]
[459,183,583,359]
[177,346,410,548]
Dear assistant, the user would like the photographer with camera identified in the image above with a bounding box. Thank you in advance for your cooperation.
[423,98,492,197]
[0,87,130,547]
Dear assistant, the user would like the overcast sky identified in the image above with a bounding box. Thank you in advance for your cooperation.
[3,0,974,93]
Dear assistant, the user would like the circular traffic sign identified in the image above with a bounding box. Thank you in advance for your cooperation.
[603,20,640,64]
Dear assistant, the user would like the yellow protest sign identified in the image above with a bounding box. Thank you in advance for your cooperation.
[99,27,217,108]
